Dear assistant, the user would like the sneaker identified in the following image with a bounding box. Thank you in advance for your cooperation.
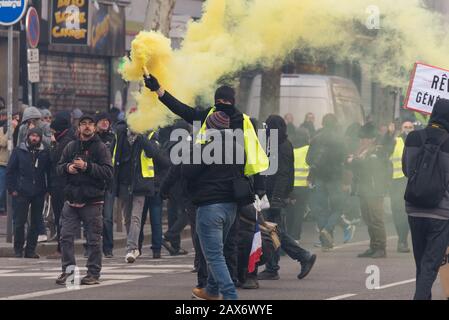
[242,276,259,289]
[24,252,40,259]
[81,275,100,285]
[371,249,386,259]
[46,251,62,259]
[56,272,73,285]
[191,268,198,273]
[191,287,222,300]
[298,254,316,279]
[257,270,280,280]
[153,251,161,259]
[397,242,411,253]
[104,252,114,258]
[357,248,376,258]
[343,225,356,243]
[37,234,48,243]
[125,249,139,263]
[320,229,334,248]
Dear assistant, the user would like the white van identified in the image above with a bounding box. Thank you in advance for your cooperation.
[246,74,364,129]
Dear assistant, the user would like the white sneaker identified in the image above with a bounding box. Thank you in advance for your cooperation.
[38,234,48,243]
[125,250,139,263]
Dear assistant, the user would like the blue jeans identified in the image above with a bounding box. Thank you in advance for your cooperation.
[196,202,238,300]
[139,195,163,252]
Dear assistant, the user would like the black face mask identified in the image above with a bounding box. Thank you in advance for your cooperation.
[214,103,235,117]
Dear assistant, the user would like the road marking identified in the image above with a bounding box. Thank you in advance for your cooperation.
[0,280,133,300]
[374,278,416,290]
[40,274,149,280]
[326,293,357,300]
[332,236,397,250]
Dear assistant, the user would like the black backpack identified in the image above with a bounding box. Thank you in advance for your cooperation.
[404,130,449,208]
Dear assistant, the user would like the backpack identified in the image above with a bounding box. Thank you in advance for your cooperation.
[404,130,449,208]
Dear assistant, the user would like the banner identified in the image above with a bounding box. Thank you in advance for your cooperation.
[50,0,89,45]
[404,62,449,114]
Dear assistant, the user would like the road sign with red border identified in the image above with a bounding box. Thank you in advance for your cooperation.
[26,7,40,49]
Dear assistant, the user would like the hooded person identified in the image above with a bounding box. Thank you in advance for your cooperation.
[257,114,317,282]
[6,126,51,258]
[17,107,52,148]
[403,98,449,300]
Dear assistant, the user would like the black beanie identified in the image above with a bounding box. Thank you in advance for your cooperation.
[51,112,71,132]
[27,127,43,139]
[214,86,235,105]
[95,112,110,124]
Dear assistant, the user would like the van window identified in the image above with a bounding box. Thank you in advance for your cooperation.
[332,84,363,128]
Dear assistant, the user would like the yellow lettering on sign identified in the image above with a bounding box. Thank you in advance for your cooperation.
[57,0,85,9]
[54,11,86,24]
[52,26,87,40]
[92,16,110,48]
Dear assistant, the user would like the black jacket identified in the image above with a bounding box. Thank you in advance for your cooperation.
[182,130,245,206]
[113,121,169,196]
[306,127,346,182]
[98,129,116,154]
[57,134,113,204]
[7,143,51,197]
[49,129,74,188]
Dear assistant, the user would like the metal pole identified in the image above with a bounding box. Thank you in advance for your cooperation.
[6,26,13,243]
[28,82,32,108]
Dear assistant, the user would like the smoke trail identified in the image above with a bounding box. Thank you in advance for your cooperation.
[121,0,449,132]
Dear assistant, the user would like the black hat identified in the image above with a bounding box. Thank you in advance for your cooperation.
[79,114,96,124]
[50,111,71,132]
[214,86,235,105]
[95,112,110,124]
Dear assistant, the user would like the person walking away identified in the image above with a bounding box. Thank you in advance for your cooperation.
[258,115,316,281]
[306,114,346,251]
[55,114,113,285]
[403,99,449,300]
[6,128,51,258]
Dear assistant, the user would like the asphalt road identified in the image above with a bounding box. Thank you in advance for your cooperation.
[0,219,446,300]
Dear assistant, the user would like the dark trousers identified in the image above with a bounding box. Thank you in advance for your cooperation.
[139,194,163,253]
[13,194,45,255]
[50,187,65,253]
[187,204,207,288]
[264,208,311,273]
[360,196,387,250]
[60,203,103,278]
[409,216,449,300]
[165,198,189,250]
[390,178,409,244]
[102,189,114,254]
[285,187,308,240]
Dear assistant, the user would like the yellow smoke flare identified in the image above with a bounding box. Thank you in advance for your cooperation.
[121,0,449,132]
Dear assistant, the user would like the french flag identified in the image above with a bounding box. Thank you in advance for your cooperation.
[248,213,262,273]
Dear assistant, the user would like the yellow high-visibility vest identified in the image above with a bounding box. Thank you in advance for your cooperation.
[113,131,155,178]
[196,107,269,176]
[390,136,405,179]
[294,146,310,187]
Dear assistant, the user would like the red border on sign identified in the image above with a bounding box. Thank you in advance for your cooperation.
[404,62,449,115]
[26,7,40,49]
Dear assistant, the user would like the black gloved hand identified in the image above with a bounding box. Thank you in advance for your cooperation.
[143,74,160,92]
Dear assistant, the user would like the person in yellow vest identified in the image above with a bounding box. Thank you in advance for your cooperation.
[390,120,414,253]
[112,119,169,263]
[285,128,310,241]
[143,74,269,177]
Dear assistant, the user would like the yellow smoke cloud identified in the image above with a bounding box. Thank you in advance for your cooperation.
[121,0,449,132]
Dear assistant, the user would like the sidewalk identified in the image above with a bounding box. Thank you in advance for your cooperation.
[0,215,191,258]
